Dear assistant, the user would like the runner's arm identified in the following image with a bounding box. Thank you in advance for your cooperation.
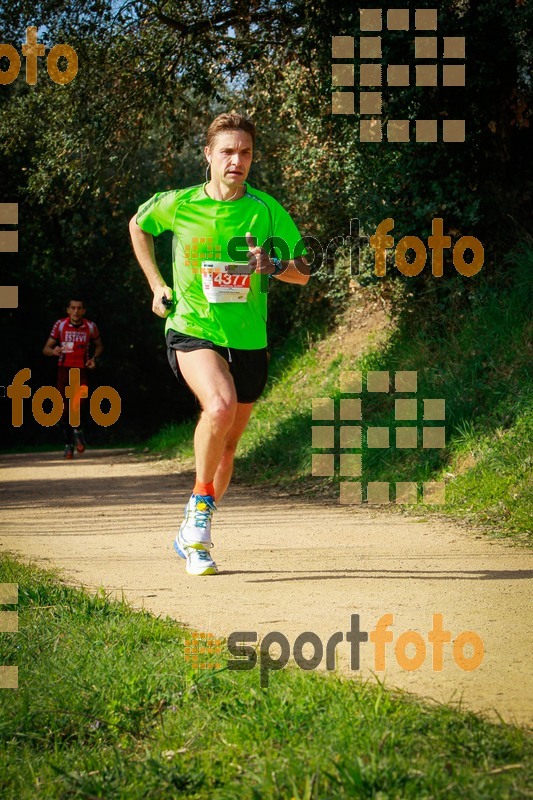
[128,215,173,318]
[86,335,103,369]
[245,232,310,286]
[43,336,62,357]
[273,256,310,285]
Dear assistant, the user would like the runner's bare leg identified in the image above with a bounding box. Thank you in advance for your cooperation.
[213,402,254,500]
[176,349,252,498]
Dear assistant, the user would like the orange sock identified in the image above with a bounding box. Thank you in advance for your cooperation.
[193,480,215,499]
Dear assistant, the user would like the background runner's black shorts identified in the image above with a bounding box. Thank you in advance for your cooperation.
[166,330,269,404]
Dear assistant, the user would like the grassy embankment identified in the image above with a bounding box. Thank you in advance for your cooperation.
[1,556,532,799]
[149,247,532,541]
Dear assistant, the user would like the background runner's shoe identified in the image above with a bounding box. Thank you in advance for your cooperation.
[173,540,218,576]
[73,428,86,453]
[64,445,74,459]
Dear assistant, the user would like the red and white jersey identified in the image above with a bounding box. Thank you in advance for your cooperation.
[50,317,100,368]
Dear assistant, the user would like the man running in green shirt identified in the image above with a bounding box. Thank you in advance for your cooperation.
[129,112,309,576]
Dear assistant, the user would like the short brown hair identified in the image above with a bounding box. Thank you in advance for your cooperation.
[206,112,256,149]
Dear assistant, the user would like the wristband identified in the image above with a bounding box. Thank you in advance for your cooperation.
[269,258,284,279]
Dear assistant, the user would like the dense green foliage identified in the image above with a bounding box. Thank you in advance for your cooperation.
[1,556,532,798]
[0,1,531,444]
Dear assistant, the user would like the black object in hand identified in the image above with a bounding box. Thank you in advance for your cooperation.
[161,295,173,309]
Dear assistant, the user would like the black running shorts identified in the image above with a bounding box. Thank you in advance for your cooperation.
[166,330,269,404]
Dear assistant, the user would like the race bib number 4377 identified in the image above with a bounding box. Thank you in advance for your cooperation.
[201,261,251,303]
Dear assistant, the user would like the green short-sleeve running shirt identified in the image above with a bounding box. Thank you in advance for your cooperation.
[136,183,306,349]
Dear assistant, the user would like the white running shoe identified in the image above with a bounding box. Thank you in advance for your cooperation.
[173,541,218,576]
[174,494,218,576]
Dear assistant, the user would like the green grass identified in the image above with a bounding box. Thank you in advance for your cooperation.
[145,419,196,464]
[1,556,531,799]
[147,247,533,541]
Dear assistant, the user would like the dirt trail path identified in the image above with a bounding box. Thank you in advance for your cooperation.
[1,449,532,726]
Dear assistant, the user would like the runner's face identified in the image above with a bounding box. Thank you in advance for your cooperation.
[205,131,253,190]
[67,301,86,324]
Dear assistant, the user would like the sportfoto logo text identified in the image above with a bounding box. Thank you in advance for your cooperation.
[0,27,78,86]
[186,614,485,688]
[228,217,484,279]
[6,368,121,428]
